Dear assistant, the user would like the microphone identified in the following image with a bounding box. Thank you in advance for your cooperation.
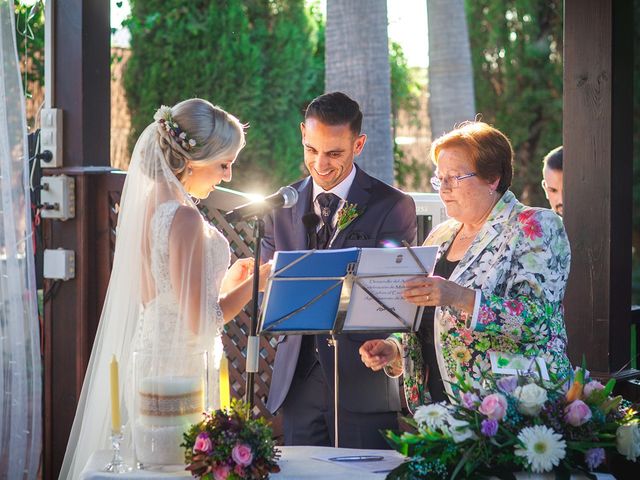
[224,186,298,222]
[302,212,320,249]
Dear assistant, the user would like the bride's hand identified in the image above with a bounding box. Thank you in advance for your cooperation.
[257,262,272,292]
[221,258,254,293]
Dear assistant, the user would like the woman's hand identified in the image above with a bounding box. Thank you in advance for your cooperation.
[221,258,254,294]
[403,275,476,313]
[359,339,400,372]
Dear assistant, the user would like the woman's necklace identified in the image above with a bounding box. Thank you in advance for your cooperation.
[457,229,479,241]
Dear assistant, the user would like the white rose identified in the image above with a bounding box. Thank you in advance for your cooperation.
[514,383,548,416]
[616,423,640,461]
[447,417,476,443]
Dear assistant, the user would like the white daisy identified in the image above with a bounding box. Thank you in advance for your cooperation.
[515,425,566,473]
[413,403,450,430]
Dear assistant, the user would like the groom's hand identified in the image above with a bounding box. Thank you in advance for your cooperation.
[359,339,399,372]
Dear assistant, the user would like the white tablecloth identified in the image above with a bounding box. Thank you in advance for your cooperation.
[80,446,404,480]
[80,447,616,480]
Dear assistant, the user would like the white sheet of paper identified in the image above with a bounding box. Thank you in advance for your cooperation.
[343,246,439,331]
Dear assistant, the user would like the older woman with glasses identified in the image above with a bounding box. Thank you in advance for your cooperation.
[359,121,571,411]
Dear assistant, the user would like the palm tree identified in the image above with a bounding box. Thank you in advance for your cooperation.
[325,0,394,184]
[427,0,476,139]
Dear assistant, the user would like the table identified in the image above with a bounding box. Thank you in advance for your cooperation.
[81,447,617,480]
[80,446,405,479]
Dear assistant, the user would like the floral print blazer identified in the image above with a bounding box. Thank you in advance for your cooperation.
[401,190,572,412]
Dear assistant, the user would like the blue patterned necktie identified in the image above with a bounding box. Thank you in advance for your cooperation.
[316,192,340,249]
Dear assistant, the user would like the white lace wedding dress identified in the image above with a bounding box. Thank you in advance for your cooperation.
[128,200,230,467]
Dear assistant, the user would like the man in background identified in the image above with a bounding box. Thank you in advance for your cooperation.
[542,146,563,216]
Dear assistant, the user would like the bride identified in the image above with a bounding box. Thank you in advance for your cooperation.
[59,99,270,479]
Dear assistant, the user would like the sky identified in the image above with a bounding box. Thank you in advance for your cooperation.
[110,0,429,68]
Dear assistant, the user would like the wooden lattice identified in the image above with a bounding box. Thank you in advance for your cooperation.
[200,200,282,439]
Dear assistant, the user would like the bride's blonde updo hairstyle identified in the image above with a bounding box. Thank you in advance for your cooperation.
[154,98,245,182]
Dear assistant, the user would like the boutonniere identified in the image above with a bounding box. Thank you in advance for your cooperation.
[336,202,361,232]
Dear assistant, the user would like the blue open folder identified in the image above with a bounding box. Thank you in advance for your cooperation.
[259,248,360,333]
[258,246,438,335]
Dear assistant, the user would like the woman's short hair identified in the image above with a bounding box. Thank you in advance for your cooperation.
[430,121,513,194]
[156,98,245,181]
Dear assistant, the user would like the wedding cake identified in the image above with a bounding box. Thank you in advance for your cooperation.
[134,375,204,466]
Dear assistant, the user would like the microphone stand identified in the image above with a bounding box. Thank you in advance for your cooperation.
[244,215,264,414]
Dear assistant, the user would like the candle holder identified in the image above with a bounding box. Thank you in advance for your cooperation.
[103,428,132,473]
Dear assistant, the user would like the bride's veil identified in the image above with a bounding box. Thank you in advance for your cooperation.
[59,101,240,479]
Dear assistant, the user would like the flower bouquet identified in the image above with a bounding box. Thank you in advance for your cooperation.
[182,399,280,479]
[385,366,640,479]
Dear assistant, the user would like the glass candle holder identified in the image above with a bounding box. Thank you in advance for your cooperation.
[103,428,132,473]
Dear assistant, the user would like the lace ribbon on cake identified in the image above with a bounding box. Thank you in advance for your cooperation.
[139,390,204,416]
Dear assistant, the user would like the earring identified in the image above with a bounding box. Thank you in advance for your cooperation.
[489,189,494,195]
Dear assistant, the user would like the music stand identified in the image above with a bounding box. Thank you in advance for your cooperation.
[256,245,437,447]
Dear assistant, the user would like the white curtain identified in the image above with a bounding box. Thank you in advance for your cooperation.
[0,1,43,478]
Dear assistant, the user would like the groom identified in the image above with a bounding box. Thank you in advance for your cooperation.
[261,92,417,448]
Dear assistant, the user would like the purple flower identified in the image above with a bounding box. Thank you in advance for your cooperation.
[585,447,605,470]
[564,400,593,427]
[497,376,519,394]
[481,419,498,437]
[231,443,254,466]
[583,380,604,398]
[461,392,480,409]
[193,432,213,455]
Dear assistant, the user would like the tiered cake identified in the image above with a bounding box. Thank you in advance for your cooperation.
[134,375,204,466]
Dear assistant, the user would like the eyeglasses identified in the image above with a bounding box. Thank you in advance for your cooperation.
[430,173,477,192]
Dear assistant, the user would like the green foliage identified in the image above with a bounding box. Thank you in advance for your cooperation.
[124,0,324,193]
[464,0,563,206]
[389,41,425,190]
[14,1,45,86]
[14,0,45,128]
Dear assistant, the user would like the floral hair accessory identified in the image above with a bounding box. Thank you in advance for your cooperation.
[336,202,361,232]
[154,105,198,151]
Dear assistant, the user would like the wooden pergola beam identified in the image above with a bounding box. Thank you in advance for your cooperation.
[563,0,634,376]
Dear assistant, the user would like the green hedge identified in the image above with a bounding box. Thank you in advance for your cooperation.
[124,0,324,193]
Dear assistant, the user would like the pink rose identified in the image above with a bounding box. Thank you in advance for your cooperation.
[478,393,508,421]
[232,443,254,467]
[583,380,604,398]
[193,432,213,455]
[564,400,592,427]
[213,464,231,480]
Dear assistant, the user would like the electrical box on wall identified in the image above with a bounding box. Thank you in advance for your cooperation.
[40,108,63,167]
[40,175,75,221]
[43,249,75,281]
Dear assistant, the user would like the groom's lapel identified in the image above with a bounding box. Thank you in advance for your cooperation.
[331,165,372,249]
[290,177,313,250]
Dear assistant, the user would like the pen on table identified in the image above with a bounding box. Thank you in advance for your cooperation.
[329,455,384,462]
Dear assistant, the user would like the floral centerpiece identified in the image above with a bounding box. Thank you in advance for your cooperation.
[182,400,280,480]
[385,366,640,479]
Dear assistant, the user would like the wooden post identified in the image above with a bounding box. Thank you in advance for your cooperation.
[42,1,114,478]
[563,0,634,376]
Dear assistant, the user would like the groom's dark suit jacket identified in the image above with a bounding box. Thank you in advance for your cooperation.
[261,165,417,415]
